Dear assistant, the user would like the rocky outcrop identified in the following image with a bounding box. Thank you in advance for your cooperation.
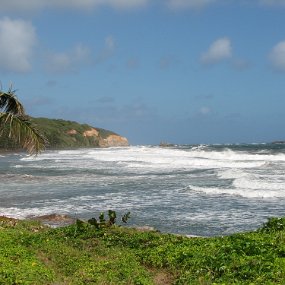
[66,127,129,148]
[66,129,77,135]
[25,117,129,150]
[83,128,99,137]
[272,141,285,144]
[31,214,76,227]
[0,117,129,151]
[98,134,129,147]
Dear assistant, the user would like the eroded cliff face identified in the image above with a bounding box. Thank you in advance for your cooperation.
[0,117,129,151]
[83,129,99,137]
[98,134,129,147]
[67,127,129,148]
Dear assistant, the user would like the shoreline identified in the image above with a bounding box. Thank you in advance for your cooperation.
[0,148,24,154]
[0,214,204,238]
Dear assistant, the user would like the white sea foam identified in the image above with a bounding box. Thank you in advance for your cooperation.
[217,168,245,179]
[0,206,76,220]
[3,145,285,235]
[233,176,285,191]
[21,146,285,167]
[13,165,24,168]
[190,185,285,198]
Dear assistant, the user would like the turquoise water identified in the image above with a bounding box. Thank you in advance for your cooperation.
[0,143,285,236]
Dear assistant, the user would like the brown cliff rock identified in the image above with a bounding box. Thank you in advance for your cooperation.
[1,117,129,151]
[83,128,99,137]
[66,129,77,135]
[99,134,129,147]
[67,127,129,148]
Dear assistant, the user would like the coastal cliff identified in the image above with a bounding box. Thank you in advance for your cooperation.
[82,127,129,147]
[0,117,129,150]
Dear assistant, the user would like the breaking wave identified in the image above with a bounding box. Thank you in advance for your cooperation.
[1,143,285,236]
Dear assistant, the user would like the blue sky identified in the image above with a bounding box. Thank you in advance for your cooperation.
[0,0,285,145]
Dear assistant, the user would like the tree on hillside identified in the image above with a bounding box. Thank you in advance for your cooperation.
[0,87,47,155]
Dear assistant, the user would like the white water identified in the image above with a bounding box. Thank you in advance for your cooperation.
[1,145,285,236]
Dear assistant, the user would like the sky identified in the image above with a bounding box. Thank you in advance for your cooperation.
[0,0,285,145]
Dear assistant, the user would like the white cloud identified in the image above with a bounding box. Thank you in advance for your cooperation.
[201,37,232,65]
[45,36,116,73]
[259,0,285,7]
[0,17,36,73]
[0,0,148,13]
[269,41,285,71]
[167,0,216,10]
[0,0,45,13]
[45,43,92,73]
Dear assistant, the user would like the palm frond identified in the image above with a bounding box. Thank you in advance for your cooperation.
[0,113,48,155]
[0,89,25,115]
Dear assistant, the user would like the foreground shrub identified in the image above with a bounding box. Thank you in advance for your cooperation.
[1,215,285,284]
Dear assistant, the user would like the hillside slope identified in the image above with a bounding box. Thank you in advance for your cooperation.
[0,117,129,151]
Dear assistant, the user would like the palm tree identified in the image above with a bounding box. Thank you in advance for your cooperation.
[0,87,47,155]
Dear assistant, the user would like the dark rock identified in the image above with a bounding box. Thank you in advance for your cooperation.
[31,214,76,227]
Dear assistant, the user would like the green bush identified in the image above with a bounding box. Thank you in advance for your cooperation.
[0,117,119,151]
[259,217,285,233]
[1,216,285,284]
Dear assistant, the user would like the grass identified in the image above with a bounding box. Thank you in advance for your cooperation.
[1,216,285,284]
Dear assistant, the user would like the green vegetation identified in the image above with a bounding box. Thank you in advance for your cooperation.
[0,88,47,155]
[1,215,285,284]
[0,117,118,151]
[32,117,117,149]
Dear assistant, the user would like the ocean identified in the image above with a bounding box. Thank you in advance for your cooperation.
[0,143,285,237]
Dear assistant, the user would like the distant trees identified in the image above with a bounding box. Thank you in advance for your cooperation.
[0,87,47,155]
